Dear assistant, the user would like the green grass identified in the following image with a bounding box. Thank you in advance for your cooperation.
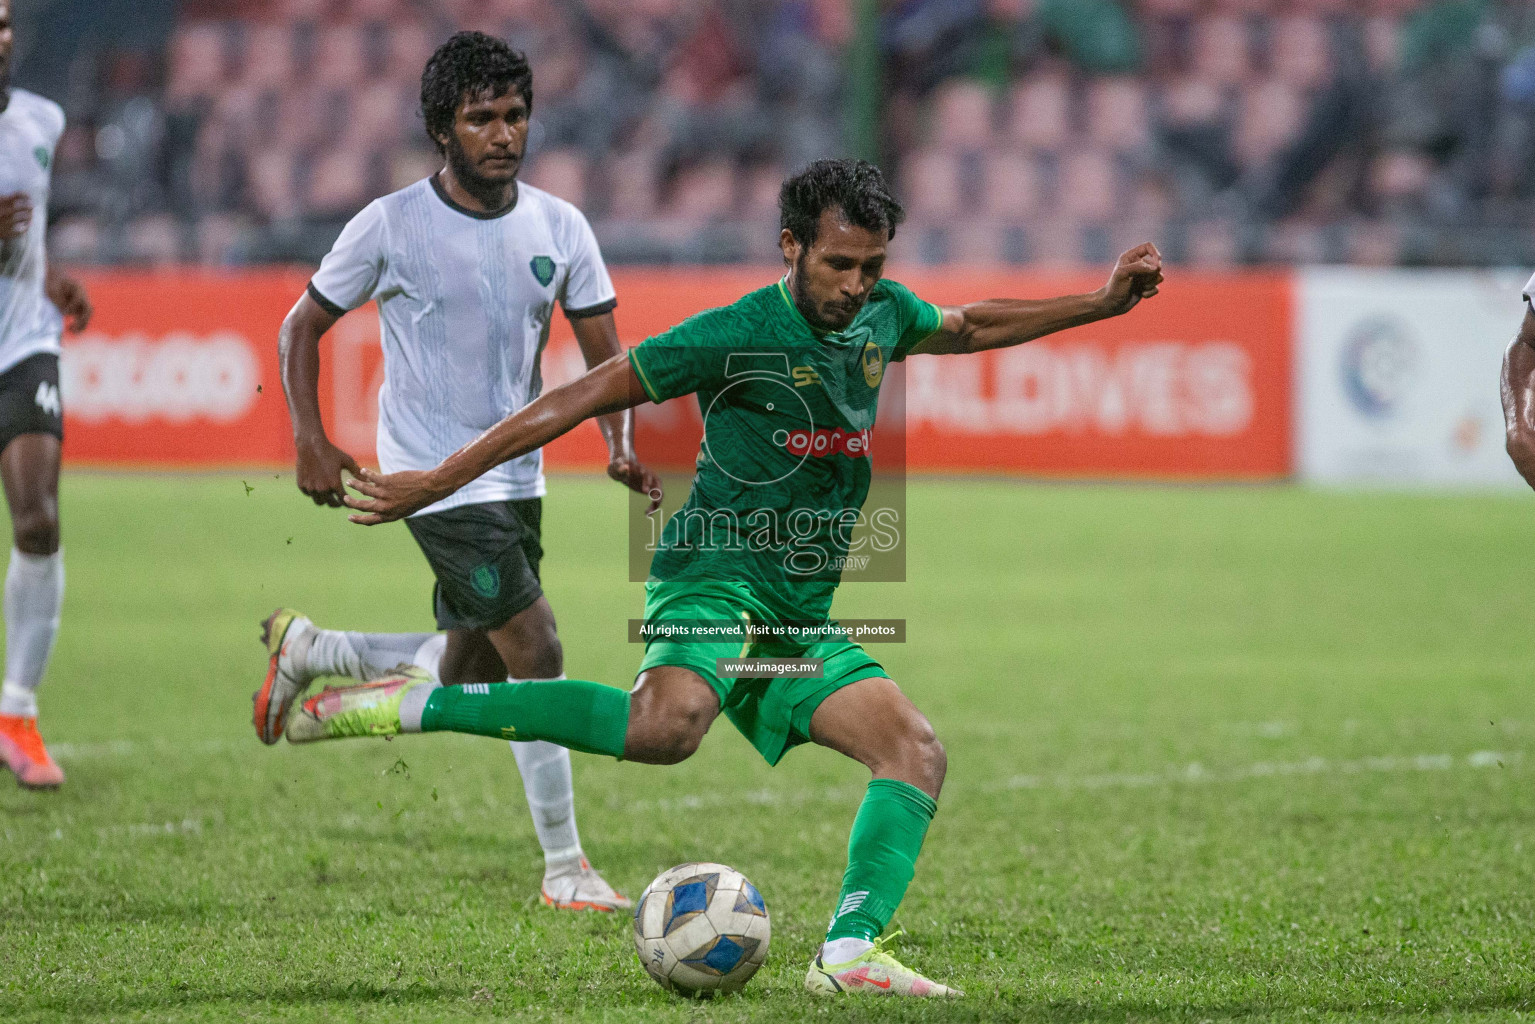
[2,473,1535,1022]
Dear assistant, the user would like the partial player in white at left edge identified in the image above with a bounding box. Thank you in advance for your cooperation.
[0,0,93,791]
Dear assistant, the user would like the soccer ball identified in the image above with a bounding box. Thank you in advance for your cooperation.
[633,862,770,997]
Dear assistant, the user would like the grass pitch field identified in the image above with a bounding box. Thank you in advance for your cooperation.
[2,473,1534,1022]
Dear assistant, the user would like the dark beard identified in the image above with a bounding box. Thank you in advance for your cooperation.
[790,254,826,329]
[443,134,516,212]
[790,253,857,333]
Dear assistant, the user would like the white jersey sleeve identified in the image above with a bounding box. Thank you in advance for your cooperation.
[1523,270,1535,310]
[308,200,387,315]
[557,205,616,318]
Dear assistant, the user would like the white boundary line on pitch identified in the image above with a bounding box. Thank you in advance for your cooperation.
[10,746,1522,842]
[48,737,246,761]
[48,736,1524,781]
[998,750,1522,791]
[621,750,1524,814]
[4,811,226,845]
[43,738,1524,810]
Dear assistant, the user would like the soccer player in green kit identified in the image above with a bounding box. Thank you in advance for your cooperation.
[291,160,1164,997]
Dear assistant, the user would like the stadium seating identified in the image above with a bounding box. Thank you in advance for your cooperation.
[49,0,1535,268]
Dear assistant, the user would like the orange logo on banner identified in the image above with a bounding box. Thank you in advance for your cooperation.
[62,268,1291,479]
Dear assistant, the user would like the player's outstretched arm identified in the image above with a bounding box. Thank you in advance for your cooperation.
[911,242,1164,356]
[1501,307,1535,489]
[345,352,646,525]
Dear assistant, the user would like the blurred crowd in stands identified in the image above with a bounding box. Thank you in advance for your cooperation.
[26,0,1535,266]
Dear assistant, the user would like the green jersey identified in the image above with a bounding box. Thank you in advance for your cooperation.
[627,277,943,623]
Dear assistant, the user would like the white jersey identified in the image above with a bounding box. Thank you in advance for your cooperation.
[1524,271,1535,309]
[310,176,616,516]
[0,89,64,375]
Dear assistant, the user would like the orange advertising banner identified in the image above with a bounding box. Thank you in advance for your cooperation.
[893,271,1293,478]
[61,268,1292,478]
[64,270,305,467]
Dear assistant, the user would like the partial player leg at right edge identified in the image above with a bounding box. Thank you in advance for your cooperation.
[283,663,961,997]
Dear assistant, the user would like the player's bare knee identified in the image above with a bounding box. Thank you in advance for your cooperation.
[516,627,562,679]
[627,717,706,764]
[627,685,714,764]
[651,696,714,763]
[645,723,705,765]
[923,734,948,792]
[896,711,946,794]
[12,508,58,555]
[494,607,563,679]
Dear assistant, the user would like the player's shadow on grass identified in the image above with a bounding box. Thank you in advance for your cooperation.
[0,796,53,817]
[23,981,456,1016]
[310,822,526,856]
[19,983,1534,1019]
[1026,990,1535,1021]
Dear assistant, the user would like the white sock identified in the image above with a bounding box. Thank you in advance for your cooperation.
[410,633,446,683]
[393,635,448,727]
[397,681,439,733]
[509,674,583,871]
[306,629,437,680]
[0,548,63,718]
[0,679,36,718]
[821,937,874,965]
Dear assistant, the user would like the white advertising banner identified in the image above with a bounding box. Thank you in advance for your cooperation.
[1298,268,1527,488]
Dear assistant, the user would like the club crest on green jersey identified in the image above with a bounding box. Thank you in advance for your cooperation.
[529,256,556,287]
[469,563,501,598]
[861,340,884,388]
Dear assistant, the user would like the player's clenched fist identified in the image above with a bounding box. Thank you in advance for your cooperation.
[44,268,90,332]
[0,191,32,240]
[1099,242,1164,316]
[607,454,663,514]
[294,434,361,508]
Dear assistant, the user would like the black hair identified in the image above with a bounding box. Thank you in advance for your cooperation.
[779,159,905,250]
[420,31,533,155]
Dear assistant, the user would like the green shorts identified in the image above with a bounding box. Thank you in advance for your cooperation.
[637,581,888,766]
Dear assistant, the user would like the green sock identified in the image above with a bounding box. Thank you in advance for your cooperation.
[824,778,937,944]
[419,680,630,758]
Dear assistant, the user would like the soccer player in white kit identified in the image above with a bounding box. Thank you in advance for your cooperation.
[255,33,657,909]
[0,0,92,790]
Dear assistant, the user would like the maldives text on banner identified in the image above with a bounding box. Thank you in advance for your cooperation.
[58,269,1293,479]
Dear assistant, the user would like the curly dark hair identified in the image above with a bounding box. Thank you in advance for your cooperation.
[420,31,533,155]
[779,159,905,250]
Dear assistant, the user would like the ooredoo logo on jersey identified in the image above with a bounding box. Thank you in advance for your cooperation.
[777,426,872,459]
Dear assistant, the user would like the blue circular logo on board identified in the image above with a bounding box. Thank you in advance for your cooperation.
[1340,317,1418,419]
